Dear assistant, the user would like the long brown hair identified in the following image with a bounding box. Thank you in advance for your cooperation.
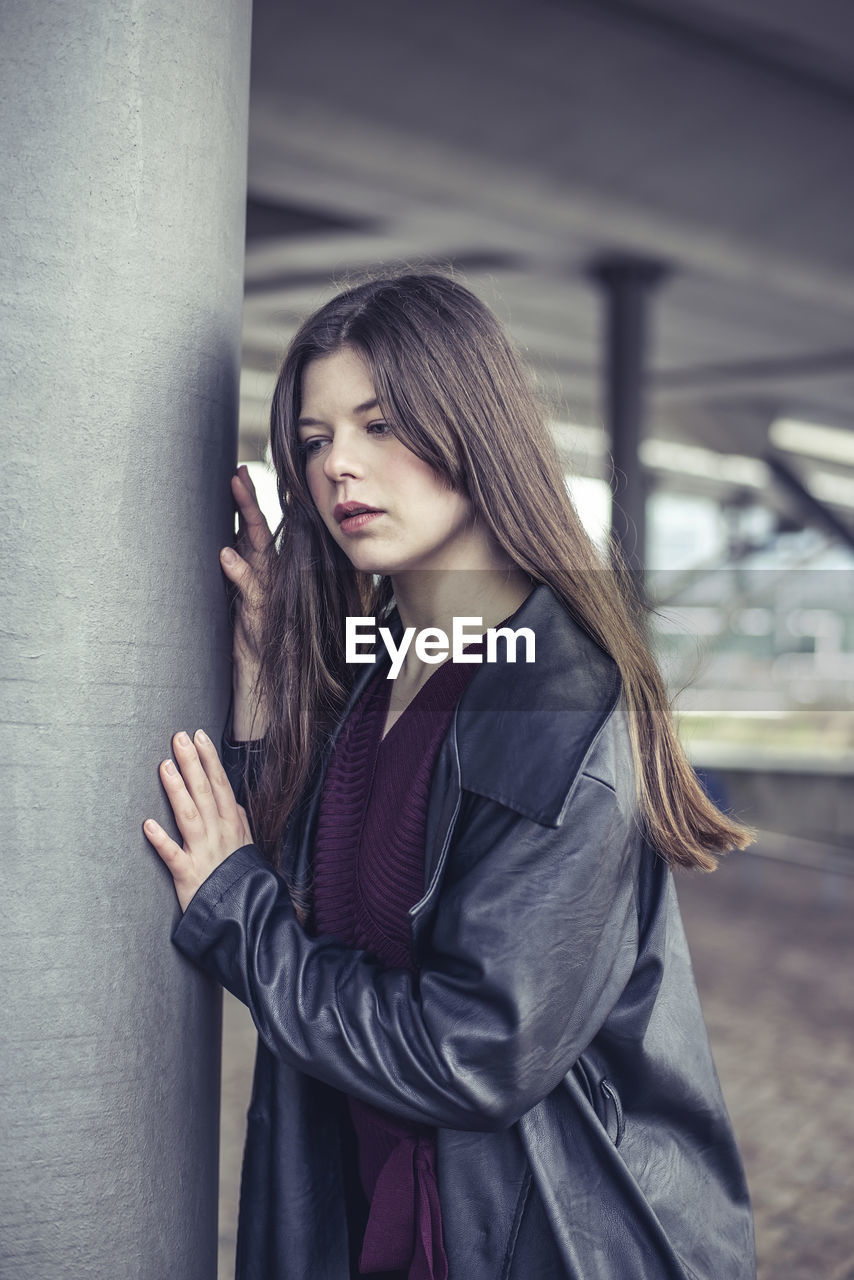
[249,271,753,874]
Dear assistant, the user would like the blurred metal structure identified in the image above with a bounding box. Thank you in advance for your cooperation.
[590,255,669,574]
[765,454,854,552]
[0,2,251,1276]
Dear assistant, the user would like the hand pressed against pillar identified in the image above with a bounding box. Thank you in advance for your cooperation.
[220,465,274,739]
[143,730,254,912]
[220,465,271,666]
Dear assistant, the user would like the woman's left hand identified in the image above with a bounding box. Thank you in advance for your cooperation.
[143,729,255,912]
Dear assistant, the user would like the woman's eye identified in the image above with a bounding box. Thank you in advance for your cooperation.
[367,421,392,437]
[298,437,328,456]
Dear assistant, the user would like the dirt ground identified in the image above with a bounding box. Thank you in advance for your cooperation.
[218,846,854,1280]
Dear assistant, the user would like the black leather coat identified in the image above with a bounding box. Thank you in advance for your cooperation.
[173,584,755,1279]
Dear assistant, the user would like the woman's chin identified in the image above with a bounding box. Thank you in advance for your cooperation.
[342,551,396,576]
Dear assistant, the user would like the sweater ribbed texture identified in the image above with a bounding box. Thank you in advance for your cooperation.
[313,651,483,1280]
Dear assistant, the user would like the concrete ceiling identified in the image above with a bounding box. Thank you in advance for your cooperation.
[239,0,854,531]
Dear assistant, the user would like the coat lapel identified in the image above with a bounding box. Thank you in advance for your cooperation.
[282,585,621,921]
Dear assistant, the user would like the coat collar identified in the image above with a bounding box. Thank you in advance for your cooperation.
[453,583,621,826]
[355,583,622,828]
[285,584,622,908]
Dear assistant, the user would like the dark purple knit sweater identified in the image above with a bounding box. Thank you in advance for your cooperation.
[313,652,483,1280]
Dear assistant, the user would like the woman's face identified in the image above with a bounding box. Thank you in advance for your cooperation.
[297,347,487,577]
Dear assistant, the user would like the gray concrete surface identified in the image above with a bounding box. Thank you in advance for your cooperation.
[0,1,251,1274]
[219,850,854,1279]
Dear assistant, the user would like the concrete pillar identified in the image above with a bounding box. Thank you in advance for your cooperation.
[0,3,252,1277]
[589,255,668,581]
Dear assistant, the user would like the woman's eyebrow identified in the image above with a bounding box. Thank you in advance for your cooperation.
[297,398,379,429]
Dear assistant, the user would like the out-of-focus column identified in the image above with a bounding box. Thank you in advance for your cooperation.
[589,254,668,582]
[0,3,252,1276]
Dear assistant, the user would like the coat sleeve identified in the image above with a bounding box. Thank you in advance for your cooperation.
[171,770,640,1132]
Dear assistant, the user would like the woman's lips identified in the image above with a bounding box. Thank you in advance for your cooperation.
[339,509,384,534]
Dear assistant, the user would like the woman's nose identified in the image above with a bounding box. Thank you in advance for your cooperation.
[322,430,364,481]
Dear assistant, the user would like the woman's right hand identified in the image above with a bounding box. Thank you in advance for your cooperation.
[220,464,274,740]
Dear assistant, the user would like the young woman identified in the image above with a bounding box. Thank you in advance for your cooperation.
[143,273,756,1280]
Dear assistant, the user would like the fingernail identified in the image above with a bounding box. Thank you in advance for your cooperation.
[195,729,209,744]
[163,760,176,774]
[221,547,236,563]
[176,731,190,746]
